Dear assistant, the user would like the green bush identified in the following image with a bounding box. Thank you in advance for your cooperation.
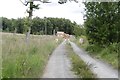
[86,44,103,54]
[99,43,118,69]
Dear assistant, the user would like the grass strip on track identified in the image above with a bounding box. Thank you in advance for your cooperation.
[66,41,96,79]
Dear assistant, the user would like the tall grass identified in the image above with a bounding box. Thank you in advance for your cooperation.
[2,33,62,78]
[0,32,2,79]
[85,43,118,69]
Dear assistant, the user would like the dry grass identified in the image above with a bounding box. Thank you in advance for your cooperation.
[2,32,62,78]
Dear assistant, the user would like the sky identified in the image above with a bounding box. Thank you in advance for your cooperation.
[0,0,85,24]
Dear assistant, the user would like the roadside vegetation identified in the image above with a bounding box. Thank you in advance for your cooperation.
[1,15,81,78]
[2,33,62,78]
[0,32,2,79]
[66,42,96,79]
[86,42,118,69]
[71,2,119,69]
[83,2,119,69]
[73,36,118,69]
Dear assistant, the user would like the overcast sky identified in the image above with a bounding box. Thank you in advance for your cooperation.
[0,0,85,24]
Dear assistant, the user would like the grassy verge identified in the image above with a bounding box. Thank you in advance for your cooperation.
[2,33,62,78]
[86,43,119,69]
[70,35,89,50]
[0,32,2,79]
[0,47,1,79]
[66,42,96,79]
[72,35,118,69]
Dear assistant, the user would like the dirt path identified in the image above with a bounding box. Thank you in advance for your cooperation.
[42,40,76,78]
[69,41,118,78]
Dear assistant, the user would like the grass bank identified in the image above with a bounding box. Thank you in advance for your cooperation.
[86,43,119,69]
[72,35,118,69]
[0,32,2,79]
[66,42,95,79]
[2,33,62,78]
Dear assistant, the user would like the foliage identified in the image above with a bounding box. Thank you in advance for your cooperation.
[2,17,80,35]
[84,2,120,46]
[73,23,85,37]
[83,2,119,69]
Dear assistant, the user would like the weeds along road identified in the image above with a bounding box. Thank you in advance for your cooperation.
[69,41,118,78]
[42,40,118,78]
[42,40,76,78]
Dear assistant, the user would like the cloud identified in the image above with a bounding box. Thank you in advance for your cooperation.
[0,0,85,24]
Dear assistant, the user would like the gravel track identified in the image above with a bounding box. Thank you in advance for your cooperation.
[69,41,118,78]
[42,40,76,78]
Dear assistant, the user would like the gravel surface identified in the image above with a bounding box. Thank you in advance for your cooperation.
[69,41,118,78]
[42,40,76,78]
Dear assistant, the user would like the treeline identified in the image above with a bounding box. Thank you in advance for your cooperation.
[2,17,83,35]
[84,2,120,46]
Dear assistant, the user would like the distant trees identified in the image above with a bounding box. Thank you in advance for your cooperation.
[2,17,83,36]
[2,17,12,32]
[73,22,85,37]
[84,2,120,46]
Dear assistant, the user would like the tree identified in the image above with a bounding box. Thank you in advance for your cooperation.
[2,17,80,36]
[73,22,85,37]
[2,18,12,32]
[84,2,120,46]
[16,18,25,33]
